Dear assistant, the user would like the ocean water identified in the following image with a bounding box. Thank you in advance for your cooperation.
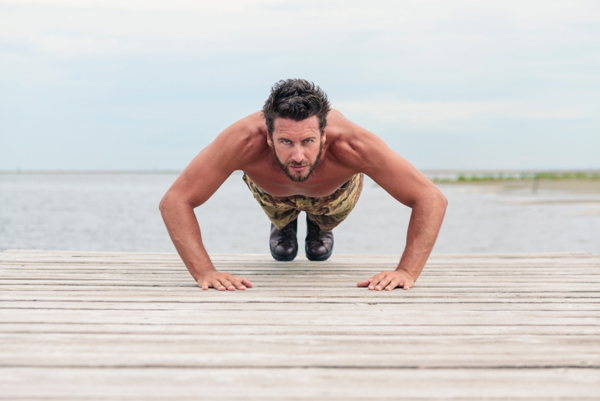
[1,172,599,255]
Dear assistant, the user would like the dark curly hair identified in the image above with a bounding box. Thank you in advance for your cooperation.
[262,79,331,138]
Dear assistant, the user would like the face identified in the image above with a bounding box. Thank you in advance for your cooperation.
[267,116,325,183]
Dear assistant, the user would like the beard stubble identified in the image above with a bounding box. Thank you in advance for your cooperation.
[272,139,324,183]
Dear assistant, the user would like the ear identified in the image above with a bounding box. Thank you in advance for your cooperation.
[322,133,326,144]
[267,134,273,147]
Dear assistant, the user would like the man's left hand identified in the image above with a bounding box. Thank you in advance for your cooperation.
[357,270,415,291]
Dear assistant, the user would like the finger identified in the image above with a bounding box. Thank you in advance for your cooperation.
[368,275,386,290]
[241,278,253,288]
[220,279,236,291]
[231,278,247,290]
[403,281,413,290]
[211,279,226,291]
[375,276,393,291]
[385,279,400,291]
[200,279,210,291]
[357,278,371,287]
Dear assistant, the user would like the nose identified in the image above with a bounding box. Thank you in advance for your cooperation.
[290,145,304,163]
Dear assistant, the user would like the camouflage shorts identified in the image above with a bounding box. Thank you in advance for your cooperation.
[242,173,364,232]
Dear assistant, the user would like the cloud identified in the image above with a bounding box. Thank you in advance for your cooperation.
[1,0,599,169]
[337,98,588,126]
[1,0,598,57]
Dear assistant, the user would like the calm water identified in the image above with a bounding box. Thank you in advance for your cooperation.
[1,172,599,255]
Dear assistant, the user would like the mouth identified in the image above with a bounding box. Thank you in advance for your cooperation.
[289,165,308,173]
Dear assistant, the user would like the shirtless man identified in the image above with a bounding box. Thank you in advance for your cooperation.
[159,79,447,292]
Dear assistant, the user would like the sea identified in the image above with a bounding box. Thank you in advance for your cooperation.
[1,172,599,255]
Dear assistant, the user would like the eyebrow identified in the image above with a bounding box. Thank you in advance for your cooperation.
[279,132,318,140]
[278,135,317,141]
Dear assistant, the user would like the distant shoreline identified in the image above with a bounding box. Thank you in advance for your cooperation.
[434,176,600,195]
[430,171,600,183]
[2,169,599,178]
[0,170,182,175]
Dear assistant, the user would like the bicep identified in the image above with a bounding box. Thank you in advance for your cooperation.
[167,142,235,208]
[165,113,264,208]
[362,136,439,208]
[332,113,441,207]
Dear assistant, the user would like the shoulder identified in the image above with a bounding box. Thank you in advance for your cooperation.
[214,111,267,150]
[325,110,442,207]
[210,111,269,169]
[325,109,389,173]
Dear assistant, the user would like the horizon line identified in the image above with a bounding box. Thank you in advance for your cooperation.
[2,168,599,175]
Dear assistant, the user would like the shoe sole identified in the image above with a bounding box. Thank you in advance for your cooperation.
[305,243,334,262]
[270,247,298,262]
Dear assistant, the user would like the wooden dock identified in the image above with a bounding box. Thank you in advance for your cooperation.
[1,250,599,400]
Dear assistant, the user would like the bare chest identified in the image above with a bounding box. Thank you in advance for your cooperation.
[242,158,356,198]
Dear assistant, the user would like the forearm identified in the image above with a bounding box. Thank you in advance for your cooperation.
[397,194,447,280]
[159,197,216,281]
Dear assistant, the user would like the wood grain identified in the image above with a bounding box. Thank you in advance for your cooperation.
[1,250,599,399]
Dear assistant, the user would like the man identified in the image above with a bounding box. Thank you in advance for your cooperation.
[159,79,447,292]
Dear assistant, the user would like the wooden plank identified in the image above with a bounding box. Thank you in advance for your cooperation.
[3,300,600,311]
[0,281,597,290]
[2,273,600,281]
[1,309,598,326]
[0,276,597,285]
[1,368,599,400]
[3,322,600,336]
[3,293,600,304]
[1,333,598,368]
[3,267,600,276]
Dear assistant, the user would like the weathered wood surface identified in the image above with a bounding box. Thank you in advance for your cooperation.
[1,250,599,400]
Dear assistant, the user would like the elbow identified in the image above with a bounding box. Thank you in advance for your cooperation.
[412,190,447,213]
[436,191,448,214]
[159,192,174,215]
[159,190,197,216]
[422,188,447,213]
[439,192,448,209]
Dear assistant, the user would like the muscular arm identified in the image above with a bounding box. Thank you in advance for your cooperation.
[159,114,263,290]
[331,114,447,290]
[367,135,447,288]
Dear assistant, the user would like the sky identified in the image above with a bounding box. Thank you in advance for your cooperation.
[1,0,599,171]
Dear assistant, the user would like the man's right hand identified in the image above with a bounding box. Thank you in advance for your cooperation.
[198,271,253,291]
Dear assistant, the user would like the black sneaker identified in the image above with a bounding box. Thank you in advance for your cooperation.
[305,215,334,261]
[269,219,298,261]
